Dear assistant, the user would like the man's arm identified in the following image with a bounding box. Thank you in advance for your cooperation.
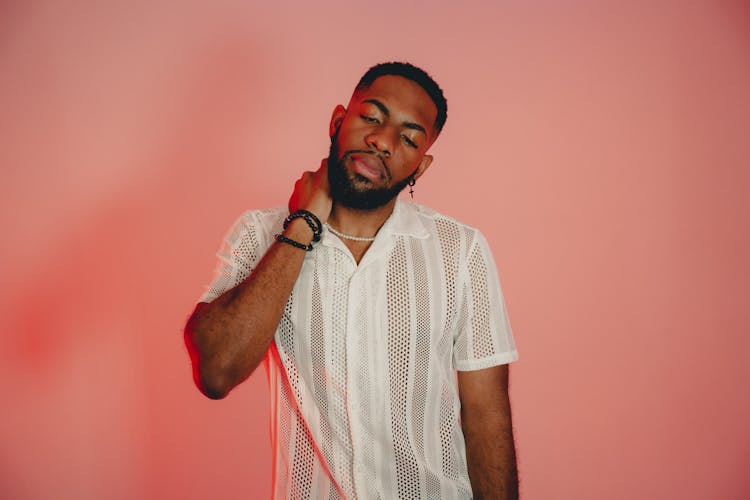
[184,161,331,399]
[457,364,519,500]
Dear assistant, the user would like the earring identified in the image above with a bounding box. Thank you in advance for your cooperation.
[408,178,416,198]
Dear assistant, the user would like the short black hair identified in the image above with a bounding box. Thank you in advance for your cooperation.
[354,62,448,135]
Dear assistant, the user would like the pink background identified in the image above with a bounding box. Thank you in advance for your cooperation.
[2,0,749,498]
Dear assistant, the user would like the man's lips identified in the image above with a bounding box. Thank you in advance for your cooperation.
[350,153,386,181]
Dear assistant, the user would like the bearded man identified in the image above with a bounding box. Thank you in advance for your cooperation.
[185,62,519,499]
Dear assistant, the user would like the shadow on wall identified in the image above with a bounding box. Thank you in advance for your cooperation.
[1,24,270,498]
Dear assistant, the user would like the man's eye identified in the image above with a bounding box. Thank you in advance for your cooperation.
[361,115,378,124]
[402,135,417,148]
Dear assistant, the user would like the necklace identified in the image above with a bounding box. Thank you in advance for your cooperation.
[325,223,377,242]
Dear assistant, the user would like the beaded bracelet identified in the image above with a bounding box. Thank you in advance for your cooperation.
[283,210,322,242]
[275,233,313,252]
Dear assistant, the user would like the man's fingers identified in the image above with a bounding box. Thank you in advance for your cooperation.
[317,159,330,188]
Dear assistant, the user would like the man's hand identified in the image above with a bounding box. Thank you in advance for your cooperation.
[289,159,333,223]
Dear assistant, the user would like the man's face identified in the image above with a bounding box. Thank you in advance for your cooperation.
[328,75,438,210]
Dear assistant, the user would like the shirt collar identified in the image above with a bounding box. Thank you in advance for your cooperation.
[320,198,430,250]
[379,199,430,240]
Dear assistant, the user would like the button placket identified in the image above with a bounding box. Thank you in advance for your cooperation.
[345,266,365,498]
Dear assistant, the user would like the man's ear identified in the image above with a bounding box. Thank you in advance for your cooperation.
[414,155,433,181]
[329,105,346,138]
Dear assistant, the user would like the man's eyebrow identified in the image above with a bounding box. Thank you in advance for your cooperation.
[363,98,427,135]
[402,122,427,135]
[363,99,390,117]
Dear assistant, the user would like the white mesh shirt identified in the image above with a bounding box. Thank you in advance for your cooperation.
[199,199,518,500]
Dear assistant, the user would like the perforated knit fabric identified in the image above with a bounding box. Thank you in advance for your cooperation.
[199,199,518,500]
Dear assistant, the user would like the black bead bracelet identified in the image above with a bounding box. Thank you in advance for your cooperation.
[283,210,322,242]
[275,233,313,252]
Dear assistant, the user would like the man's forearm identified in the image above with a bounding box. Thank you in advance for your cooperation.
[463,408,519,500]
[185,160,332,399]
[184,218,312,399]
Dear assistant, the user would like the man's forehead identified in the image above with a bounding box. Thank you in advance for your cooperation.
[352,75,437,132]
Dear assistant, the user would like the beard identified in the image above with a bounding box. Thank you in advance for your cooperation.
[327,131,416,210]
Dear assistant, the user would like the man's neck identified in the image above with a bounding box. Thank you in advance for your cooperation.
[327,199,398,239]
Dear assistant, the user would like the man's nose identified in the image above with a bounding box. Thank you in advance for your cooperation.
[365,131,392,157]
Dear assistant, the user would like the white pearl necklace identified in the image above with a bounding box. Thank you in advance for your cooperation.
[325,223,377,242]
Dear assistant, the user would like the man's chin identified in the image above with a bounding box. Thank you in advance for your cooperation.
[333,188,398,210]
[328,155,400,210]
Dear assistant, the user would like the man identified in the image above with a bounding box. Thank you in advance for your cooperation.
[185,62,519,499]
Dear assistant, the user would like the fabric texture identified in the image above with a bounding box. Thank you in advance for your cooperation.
[200,199,518,499]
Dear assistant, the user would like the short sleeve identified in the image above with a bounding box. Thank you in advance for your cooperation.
[198,211,269,304]
[453,230,518,371]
